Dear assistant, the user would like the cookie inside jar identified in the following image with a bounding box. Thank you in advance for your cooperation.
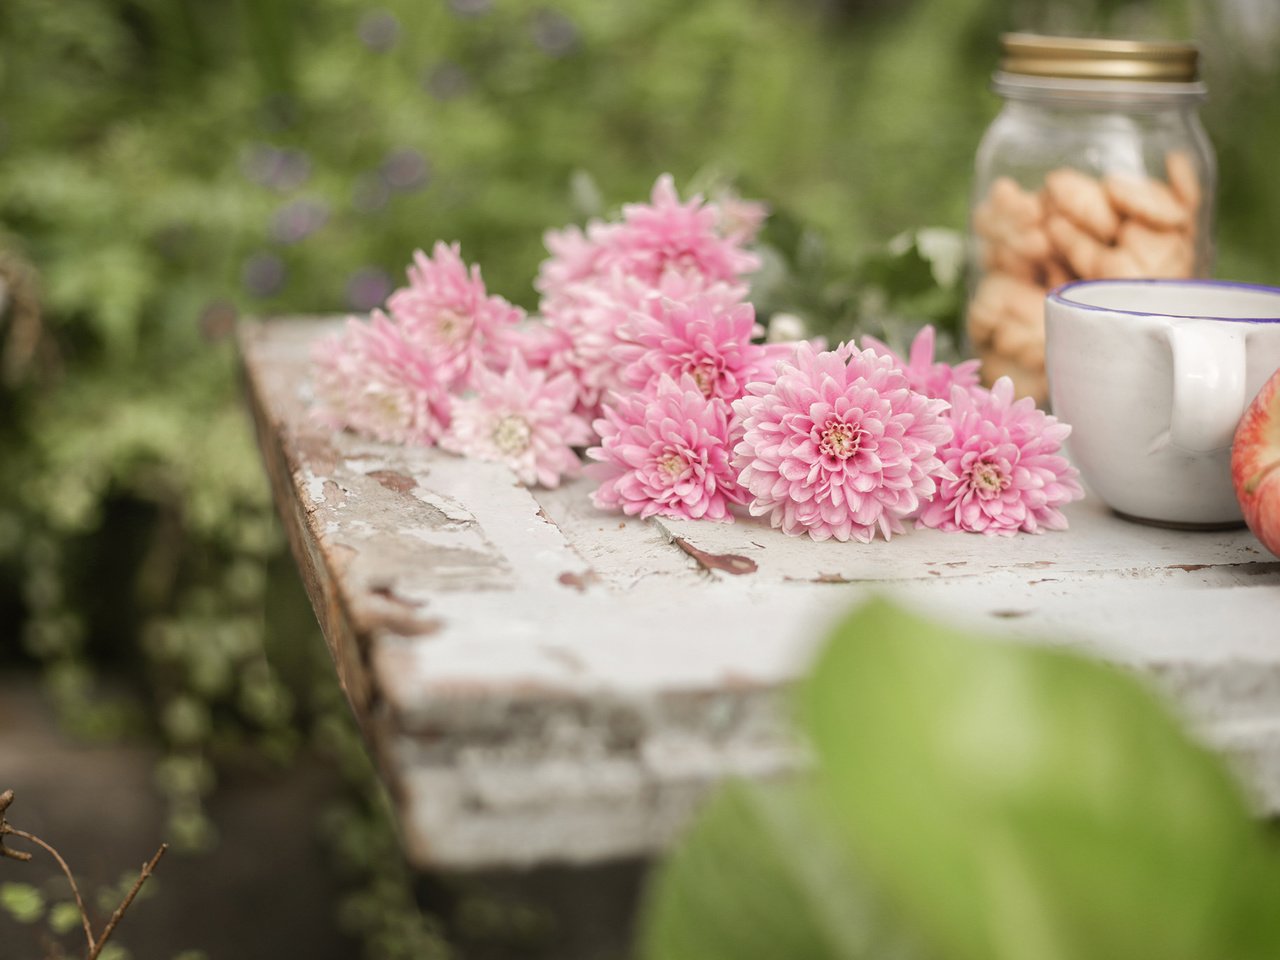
[967,33,1215,403]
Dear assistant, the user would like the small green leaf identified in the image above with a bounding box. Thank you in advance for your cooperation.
[801,597,1280,960]
[639,778,925,960]
[48,900,83,935]
[0,882,46,924]
[569,169,604,219]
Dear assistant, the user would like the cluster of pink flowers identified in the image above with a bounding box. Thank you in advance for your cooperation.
[312,175,1083,538]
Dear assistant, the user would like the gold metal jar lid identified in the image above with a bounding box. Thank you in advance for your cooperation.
[1000,33,1199,83]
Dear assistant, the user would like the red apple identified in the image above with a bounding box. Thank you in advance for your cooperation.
[1233,367,1280,558]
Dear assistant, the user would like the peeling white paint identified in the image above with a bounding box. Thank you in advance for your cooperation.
[305,475,326,503]
[413,488,476,524]
[343,457,390,473]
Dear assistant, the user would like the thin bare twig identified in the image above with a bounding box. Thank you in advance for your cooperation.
[1,825,96,955]
[0,792,33,863]
[1,789,167,960]
[87,844,167,960]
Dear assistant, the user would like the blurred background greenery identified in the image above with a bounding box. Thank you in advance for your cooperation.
[0,0,1276,957]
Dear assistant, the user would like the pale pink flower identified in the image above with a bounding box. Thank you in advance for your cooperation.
[485,319,572,373]
[712,191,769,245]
[862,325,981,401]
[535,176,762,306]
[535,222,618,301]
[544,271,747,414]
[917,377,1083,536]
[599,174,761,285]
[540,270,647,414]
[587,375,745,522]
[613,292,779,402]
[310,312,451,445]
[732,342,953,542]
[533,176,765,411]
[442,355,590,488]
[386,241,524,386]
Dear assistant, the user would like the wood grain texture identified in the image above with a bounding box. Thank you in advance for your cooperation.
[240,317,1280,870]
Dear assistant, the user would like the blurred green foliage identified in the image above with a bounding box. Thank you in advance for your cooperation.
[0,882,45,925]
[0,0,1277,956]
[642,598,1280,960]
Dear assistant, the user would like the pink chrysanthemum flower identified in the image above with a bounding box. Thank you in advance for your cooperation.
[485,319,571,373]
[311,311,451,445]
[587,375,745,522]
[534,221,619,302]
[386,241,524,386]
[539,271,647,414]
[441,355,589,488]
[732,342,954,542]
[862,325,982,401]
[536,177,760,300]
[544,272,747,414]
[613,291,779,402]
[712,191,769,245]
[599,174,761,286]
[917,377,1084,536]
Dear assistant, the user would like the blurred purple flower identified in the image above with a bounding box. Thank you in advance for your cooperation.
[449,0,492,17]
[352,173,391,214]
[271,198,330,244]
[240,144,312,192]
[381,149,431,191]
[346,268,395,312]
[242,253,287,298]
[423,62,471,101]
[531,10,579,57]
[358,9,400,51]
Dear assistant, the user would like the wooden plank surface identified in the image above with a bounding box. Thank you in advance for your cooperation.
[239,317,1280,870]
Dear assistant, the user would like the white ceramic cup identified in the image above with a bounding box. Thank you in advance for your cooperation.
[1045,279,1280,528]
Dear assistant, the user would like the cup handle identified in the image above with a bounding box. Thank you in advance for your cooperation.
[1167,320,1247,452]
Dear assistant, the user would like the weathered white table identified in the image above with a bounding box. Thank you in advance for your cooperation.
[241,318,1280,873]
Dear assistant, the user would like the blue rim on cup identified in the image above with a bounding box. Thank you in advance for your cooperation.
[1048,278,1280,323]
[1044,278,1280,528]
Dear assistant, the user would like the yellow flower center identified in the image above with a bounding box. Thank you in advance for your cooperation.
[820,420,863,460]
[970,460,1009,499]
[687,360,719,397]
[436,309,472,343]
[658,452,688,482]
[491,415,531,456]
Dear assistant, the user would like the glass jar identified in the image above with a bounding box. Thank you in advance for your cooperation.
[967,33,1216,403]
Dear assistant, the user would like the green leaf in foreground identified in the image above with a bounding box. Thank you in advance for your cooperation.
[48,899,83,935]
[0,881,46,924]
[802,597,1280,960]
[639,779,925,960]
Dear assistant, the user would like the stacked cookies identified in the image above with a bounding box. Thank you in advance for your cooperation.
[968,150,1204,402]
